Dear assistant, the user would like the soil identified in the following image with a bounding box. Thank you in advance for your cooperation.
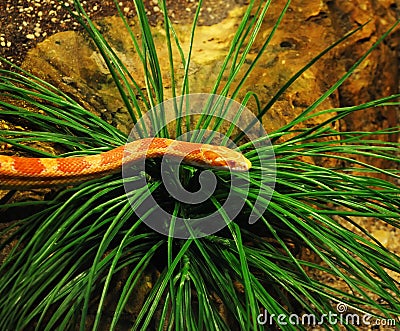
[0,0,244,67]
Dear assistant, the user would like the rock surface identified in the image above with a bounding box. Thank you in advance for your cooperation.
[19,1,399,162]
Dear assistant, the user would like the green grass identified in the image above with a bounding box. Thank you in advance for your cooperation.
[0,0,399,330]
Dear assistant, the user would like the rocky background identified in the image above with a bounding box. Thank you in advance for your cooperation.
[1,1,398,138]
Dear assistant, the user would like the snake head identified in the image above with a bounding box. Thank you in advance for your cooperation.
[199,145,251,172]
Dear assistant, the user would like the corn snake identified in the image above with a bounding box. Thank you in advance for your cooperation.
[0,138,251,189]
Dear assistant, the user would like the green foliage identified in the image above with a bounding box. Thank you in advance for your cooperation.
[0,0,399,330]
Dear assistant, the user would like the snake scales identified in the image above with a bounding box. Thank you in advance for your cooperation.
[0,138,251,189]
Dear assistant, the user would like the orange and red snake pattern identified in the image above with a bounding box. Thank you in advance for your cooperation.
[0,138,251,189]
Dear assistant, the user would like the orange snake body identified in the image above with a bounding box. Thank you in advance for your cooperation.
[0,138,251,189]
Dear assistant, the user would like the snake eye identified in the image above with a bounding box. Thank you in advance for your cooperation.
[200,146,251,171]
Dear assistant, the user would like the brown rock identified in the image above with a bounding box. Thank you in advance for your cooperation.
[327,0,399,170]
